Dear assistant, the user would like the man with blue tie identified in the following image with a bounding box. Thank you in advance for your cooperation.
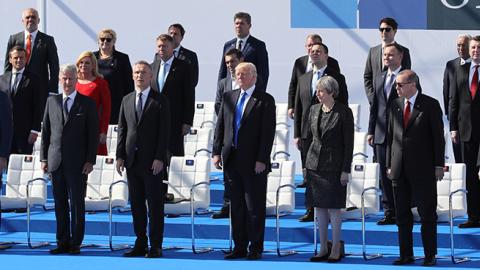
[213,62,276,260]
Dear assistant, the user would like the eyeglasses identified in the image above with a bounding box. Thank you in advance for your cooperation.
[379,27,393,33]
[396,81,414,88]
[99,38,112,43]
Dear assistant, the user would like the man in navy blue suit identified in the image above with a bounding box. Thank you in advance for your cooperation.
[218,12,269,91]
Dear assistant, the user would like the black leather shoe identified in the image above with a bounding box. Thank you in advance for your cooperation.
[224,250,247,259]
[377,216,396,225]
[211,208,229,219]
[422,255,436,266]
[247,251,262,260]
[392,256,415,265]
[49,244,70,255]
[458,220,480,228]
[145,248,162,258]
[299,208,314,222]
[123,247,147,257]
[327,256,342,263]
[310,253,330,262]
[69,246,81,255]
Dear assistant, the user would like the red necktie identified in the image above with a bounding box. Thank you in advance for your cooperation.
[26,34,32,64]
[471,65,479,99]
[403,101,411,129]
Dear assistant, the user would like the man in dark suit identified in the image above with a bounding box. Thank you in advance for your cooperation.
[211,48,243,219]
[0,46,42,155]
[367,43,404,225]
[364,17,411,105]
[443,34,471,163]
[168,23,199,87]
[386,70,444,266]
[294,42,348,222]
[0,90,13,231]
[450,35,480,228]
[40,64,99,255]
[151,34,194,157]
[213,62,276,260]
[116,61,170,258]
[287,33,341,119]
[5,8,59,109]
[218,12,269,91]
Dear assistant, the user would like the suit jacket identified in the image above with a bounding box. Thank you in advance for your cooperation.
[305,103,354,172]
[151,56,195,138]
[94,49,134,124]
[386,94,444,181]
[0,70,42,153]
[0,91,12,158]
[294,66,349,139]
[213,88,276,172]
[364,43,411,104]
[215,76,235,115]
[442,57,463,116]
[218,36,269,91]
[176,46,199,87]
[5,31,59,96]
[116,90,170,168]
[288,55,340,109]
[41,93,98,172]
[368,70,400,145]
[449,62,480,142]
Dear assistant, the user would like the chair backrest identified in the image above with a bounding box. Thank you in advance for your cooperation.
[5,154,46,204]
[353,132,367,162]
[86,156,128,205]
[184,128,212,157]
[444,131,454,162]
[276,103,289,128]
[437,163,467,213]
[168,156,211,209]
[106,125,119,156]
[271,128,289,161]
[346,162,380,213]
[192,102,216,128]
[33,133,42,157]
[349,103,361,131]
[266,160,295,215]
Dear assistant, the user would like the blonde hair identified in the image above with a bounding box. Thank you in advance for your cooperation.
[75,51,103,79]
[98,28,117,43]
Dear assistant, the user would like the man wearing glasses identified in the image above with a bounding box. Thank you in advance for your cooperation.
[364,17,411,106]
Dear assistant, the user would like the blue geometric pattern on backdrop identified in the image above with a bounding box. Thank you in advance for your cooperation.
[291,0,357,28]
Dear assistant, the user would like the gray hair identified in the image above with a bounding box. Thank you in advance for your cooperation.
[316,76,339,98]
[457,33,471,41]
[59,64,77,77]
[134,60,153,72]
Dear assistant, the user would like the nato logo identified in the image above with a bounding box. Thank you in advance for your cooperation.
[291,0,480,30]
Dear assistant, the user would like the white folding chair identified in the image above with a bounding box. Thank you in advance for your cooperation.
[276,103,290,128]
[33,133,42,157]
[164,156,212,253]
[271,129,290,161]
[353,132,368,162]
[0,154,49,249]
[349,103,361,131]
[106,125,118,156]
[192,102,216,129]
[184,128,212,157]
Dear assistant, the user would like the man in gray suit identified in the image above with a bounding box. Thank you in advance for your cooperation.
[5,8,59,110]
[41,64,99,255]
[364,17,411,105]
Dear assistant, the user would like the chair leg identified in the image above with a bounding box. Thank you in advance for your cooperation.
[361,187,382,260]
[276,184,296,257]
[449,189,470,264]
[190,183,213,254]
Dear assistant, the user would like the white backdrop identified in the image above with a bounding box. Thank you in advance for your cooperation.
[1,0,476,171]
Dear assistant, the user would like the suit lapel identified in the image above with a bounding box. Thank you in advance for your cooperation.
[138,91,155,126]
[240,90,258,126]
[320,106,339,139]
[163,59,177,90]
[405,95,422,131]
[64,95,80,126]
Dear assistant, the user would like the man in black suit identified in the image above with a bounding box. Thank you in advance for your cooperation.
[450,35,480,228]
[367,43,404,225]
[151,34,194,157]
[0,46,42,155]
[443,34,471,163]
[364,17,411,105]
[287,34,341,119]
[41,64,99,255]
[218,12,269,91]
[117,61,170,258]
[0,90,12,230]
[386,70,444,266]
[168,23,199,87]
[294,42,348,222]
[213,62,276,260]
[5,8,59,109]
[211,48,243,219]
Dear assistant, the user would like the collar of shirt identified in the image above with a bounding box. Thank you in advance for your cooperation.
[405,90,418,107]
[173,46,181,57]
[313,64,327,76]
[136,87,151,98]
[24,29,38,43]
[237,35,250,45]
[460,58,471,65]
[387,65,402,77]
[306,56,313,72]
[63,90,77,101]
[162,55,174,66]
[381,40,396,48]
[240,84,255,96]
[11,67,25,75]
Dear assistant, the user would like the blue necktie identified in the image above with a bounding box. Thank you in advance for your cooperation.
[158,62,168,92]
[234,92,247,147]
